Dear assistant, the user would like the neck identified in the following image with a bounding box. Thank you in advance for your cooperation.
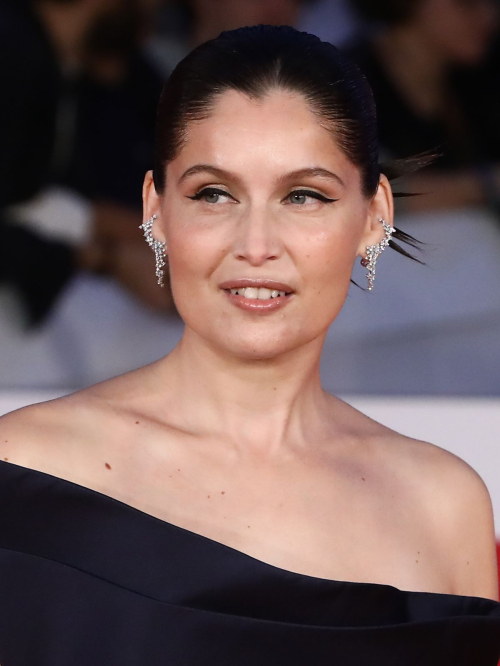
[35,1,95,69]
[376,23,450,116]
[153,327,334,458]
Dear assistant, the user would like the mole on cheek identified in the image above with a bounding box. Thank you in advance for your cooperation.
[135,421,140,425]
[105,462,112,470]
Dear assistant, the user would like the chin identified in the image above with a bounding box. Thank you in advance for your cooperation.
[209,324,324,362]
[221,342,301,362]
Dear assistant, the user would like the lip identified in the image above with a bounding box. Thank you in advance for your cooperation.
[218,278,295,293]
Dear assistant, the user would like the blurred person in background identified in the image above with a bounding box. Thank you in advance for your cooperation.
[0,0,173,331]
[347,0,500,214]
[188,0,305,44]
[148,0,316,74]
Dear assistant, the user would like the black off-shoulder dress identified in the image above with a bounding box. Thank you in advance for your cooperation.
[0,460,499,665]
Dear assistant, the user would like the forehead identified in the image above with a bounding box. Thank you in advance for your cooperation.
[168,89,357,182]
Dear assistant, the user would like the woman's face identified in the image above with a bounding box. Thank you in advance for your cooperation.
[416,0,498,64]
[145,90,389,361]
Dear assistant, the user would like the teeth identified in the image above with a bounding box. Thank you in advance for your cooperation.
[228,287,287,299]
[244,287,259,299]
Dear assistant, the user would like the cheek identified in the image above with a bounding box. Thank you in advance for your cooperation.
[283,226,359,336]
[162,220,227,322]
[296,226,358,299]
[166,214,229,281]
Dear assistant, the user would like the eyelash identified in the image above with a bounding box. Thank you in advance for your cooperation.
[187,187,234,202]
[187,187,338,204]
[286,189,337,204]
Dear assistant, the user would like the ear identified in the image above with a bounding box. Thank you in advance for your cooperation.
[142,170,167,243]
[356,174,395,259]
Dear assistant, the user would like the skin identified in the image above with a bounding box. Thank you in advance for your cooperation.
[0,90,498,600]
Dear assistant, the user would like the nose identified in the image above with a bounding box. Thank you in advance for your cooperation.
[232,205,283,266]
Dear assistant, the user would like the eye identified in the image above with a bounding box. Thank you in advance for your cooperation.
[187,187,237,204]
[285,189,337,205]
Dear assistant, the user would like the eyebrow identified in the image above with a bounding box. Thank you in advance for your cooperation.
[178,164,345,187]
[178,164,236,185]
[278,167,345,188]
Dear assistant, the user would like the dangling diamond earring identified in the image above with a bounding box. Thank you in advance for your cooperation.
[139,214,167,287]
[360,218,395,291]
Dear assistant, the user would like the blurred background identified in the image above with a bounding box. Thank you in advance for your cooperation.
[1,0,499,551]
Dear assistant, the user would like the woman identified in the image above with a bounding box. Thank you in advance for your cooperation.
[349,0,500,213]
[0,25,499,665]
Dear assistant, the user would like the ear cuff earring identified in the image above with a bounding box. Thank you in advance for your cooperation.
[139,215,167,287]
[360,218,396,291]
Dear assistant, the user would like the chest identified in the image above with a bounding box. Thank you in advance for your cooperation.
[106,448,453,594]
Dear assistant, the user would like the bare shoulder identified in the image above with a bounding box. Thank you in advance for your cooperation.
[332,396,498,600]
[0,371,140,475]
[0,393,92,472]
[334,398,496,520]
[383,430,499,601]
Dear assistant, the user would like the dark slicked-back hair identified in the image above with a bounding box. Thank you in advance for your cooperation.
[153,25,428,274]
